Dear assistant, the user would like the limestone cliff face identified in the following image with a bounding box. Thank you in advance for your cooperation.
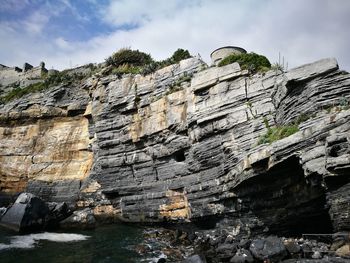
[0,85,92,202]
[0,56,349,234]
[0,117,92,190]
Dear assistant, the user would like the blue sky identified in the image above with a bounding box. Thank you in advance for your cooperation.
[0,0,349,70]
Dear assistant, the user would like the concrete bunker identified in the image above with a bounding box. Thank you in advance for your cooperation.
[210,46,247,66]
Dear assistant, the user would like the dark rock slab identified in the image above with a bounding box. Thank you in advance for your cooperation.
[249,236,287,262]
[59,208,96,229]
[230,248,254,263]
[216,242,237,259]
[0,207,7,219]
[0,193,49,232]
[284,240,301,254]
[45,202,71,228]
[0,192,17,207]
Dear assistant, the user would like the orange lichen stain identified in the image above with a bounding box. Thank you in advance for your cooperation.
[129,91,188,142]
[130,112,143,142]
[76,200,94,208]
[0,116,93,193]
[93,205,121,222]
[159,190,191,220]
[81,181,101,193]
[93,205,120,216]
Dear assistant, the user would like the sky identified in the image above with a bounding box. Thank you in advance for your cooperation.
[0,0,349,71]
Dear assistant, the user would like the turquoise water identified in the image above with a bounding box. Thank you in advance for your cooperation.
[0,225,145,263]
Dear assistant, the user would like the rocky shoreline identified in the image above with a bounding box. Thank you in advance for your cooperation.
[134,225,350,263]
[0,192,349,262]
[191,230,350,262]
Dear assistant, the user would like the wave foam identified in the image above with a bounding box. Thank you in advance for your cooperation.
[0,232,90,251]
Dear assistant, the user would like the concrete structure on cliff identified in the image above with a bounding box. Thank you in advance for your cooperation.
[0,62,48,92]
[210,46,247,65]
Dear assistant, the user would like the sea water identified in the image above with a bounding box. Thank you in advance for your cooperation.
[0,224,144,263]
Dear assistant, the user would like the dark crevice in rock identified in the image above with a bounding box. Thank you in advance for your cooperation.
[131,165,136,180]
[0,192,18,207]
[325,175,350,191]
[134,140,145,149]
[154,167,159,181]
[194,87,211,96]
[235,156,333,236]
[67,109,86,117]
[192,214,223,230]
[174,150,186,162]
[103,191,122,199]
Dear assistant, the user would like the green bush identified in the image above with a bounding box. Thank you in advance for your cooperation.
[104,48,192,77]
[257,113,316,145]
[139,62,159,75]
[258,124,299,145]
[1,82,48,103]
[157,48,192,68]
[0,70,83,103]
[166,73,193,95]
[111,64,142,76]
[218,52,271,73]
[170,48,191,63]
[339,96,349,110]
[105,48,154,67]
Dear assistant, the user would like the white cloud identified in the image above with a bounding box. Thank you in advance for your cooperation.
[59,0,90,22]
[101,0,196,26]
[55,37,72,50]
[22,11,49,34]
[0,0,30,13]
[0,0,349,71]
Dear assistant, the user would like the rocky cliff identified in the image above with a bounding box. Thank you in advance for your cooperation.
[0,56,349,236]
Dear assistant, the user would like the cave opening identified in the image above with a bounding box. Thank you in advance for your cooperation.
[174,150,186,162]
[67,109,86,117]
[104,191,121,199]
[325,174,350,191]
[235,156,333,237]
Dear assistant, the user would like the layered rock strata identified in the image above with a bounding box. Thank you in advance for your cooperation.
[0,85,92,204]
[0,56,349,236]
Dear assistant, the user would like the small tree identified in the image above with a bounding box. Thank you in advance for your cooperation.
[170,48,191,63]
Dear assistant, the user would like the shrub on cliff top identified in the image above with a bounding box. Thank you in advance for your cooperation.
[157,48,192,68]
[105,48,154,67]
[170,48,191,63]
[104,48,192,77]
[218,52,271,73]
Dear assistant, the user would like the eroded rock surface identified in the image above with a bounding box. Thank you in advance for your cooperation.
[0,56,349,238]
[0,85,92,204]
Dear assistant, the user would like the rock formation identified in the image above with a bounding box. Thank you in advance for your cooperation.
[0,55,349,240]
[0,62,48,94]
[0,193,49,232]
[0,84,92,203]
